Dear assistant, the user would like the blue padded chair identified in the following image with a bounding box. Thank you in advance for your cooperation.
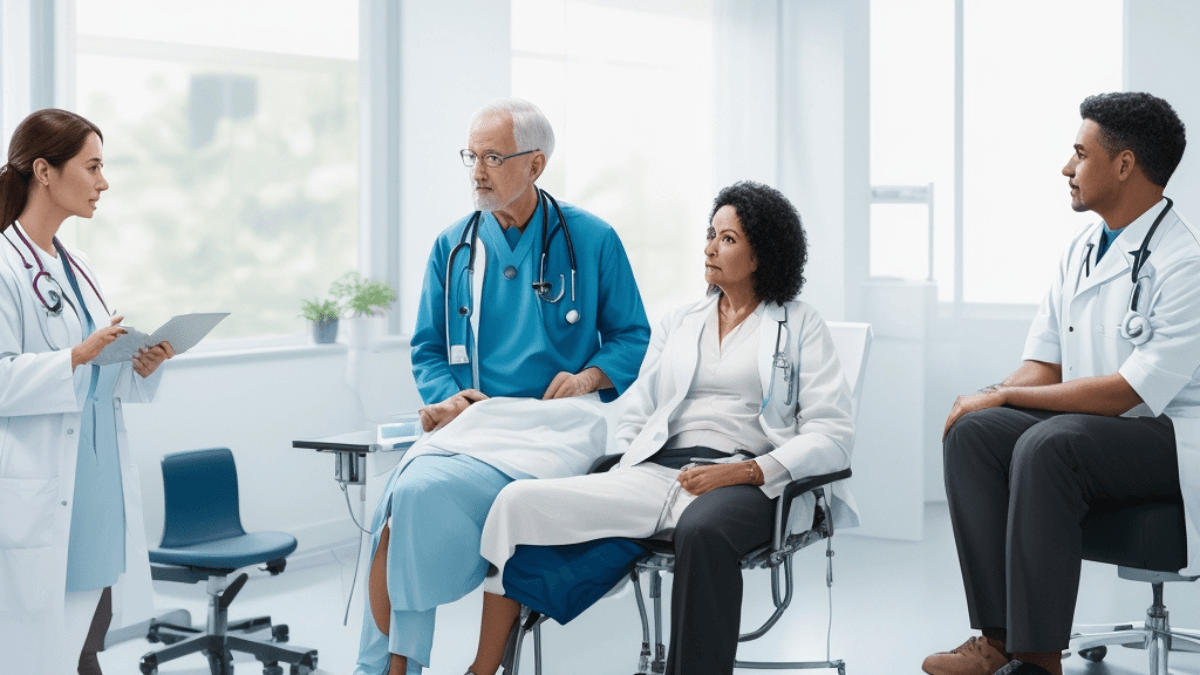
[138,448,318,675]
[1068,500,1200,674]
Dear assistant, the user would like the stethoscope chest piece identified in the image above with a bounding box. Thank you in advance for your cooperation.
[565,309,580,324]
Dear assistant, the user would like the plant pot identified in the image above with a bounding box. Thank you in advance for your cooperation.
[311,318,339,344]
[342,315,385,350]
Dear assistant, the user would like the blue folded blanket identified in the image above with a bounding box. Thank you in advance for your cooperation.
[502,538,649,624]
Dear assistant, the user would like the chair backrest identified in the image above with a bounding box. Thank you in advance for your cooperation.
[159,448,247,549]
[825,321,873,422]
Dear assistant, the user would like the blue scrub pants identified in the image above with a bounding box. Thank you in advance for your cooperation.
[355,454,513,675]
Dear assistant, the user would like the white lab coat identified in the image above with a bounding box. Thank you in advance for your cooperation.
[0,223,160,675]
[614,293,858,535]
[1023,198,1200,574]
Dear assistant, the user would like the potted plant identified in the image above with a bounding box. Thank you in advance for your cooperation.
[300,297,341,344]
[330,272,397,348]
[330,272,397,317]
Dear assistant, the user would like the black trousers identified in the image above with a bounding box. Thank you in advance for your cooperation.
[665,483,774,675]
[944,406,1179,652]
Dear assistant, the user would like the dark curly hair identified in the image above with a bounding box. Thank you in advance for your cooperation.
[709,181,806,305]
[1080,92,1186,187]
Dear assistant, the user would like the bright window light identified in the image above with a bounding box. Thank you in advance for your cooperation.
[871,0,1122,305]
[69,1,358,341]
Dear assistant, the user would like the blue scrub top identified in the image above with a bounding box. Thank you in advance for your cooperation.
[61,265,125,593]
[411,197,650,404]
[65,362,126,592]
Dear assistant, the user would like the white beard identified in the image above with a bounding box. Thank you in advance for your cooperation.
[471,177,501,211]
[472,191,500,211]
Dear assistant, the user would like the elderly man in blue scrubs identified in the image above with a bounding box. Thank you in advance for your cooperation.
[354,97,651,675]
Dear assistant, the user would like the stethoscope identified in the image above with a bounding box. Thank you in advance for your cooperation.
[1117,197,1173,346]
[444,188,579,386]
[762,306,796,410]
[3,225,109,350]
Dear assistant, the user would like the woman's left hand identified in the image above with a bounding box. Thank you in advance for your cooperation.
[677,461,763,496]
[133,341,175,378]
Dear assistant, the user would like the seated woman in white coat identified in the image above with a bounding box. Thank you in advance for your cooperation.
[0,109,174,675]
[463,181,859,675]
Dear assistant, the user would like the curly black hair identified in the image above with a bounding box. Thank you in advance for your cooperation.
[1080,92,1186,187]
[709,181,807,305]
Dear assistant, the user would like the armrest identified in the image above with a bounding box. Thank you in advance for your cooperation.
[777,468,852,545]
[780,468,852,506]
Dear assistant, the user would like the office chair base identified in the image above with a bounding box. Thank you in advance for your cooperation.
[140,572,317,675]
[106,608,193,647]
[1070,580,1200,675]
[734,658,846,674]
[139,632,318,675]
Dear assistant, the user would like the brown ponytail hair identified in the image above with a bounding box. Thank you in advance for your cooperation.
[1,109,104,232]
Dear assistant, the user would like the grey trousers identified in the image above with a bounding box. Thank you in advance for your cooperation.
[665,484,774,675]
[944,406,1179,652]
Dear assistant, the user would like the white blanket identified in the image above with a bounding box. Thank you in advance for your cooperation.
[399,395,609,480]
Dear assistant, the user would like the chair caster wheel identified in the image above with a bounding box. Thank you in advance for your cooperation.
[262,664,284,675]
[290,652,317,675]
[207,649,235,675]
[1079,646,1107,662]
[271,624,289,642]
[140,653,159,674]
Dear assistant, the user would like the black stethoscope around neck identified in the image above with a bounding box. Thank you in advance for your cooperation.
[1081,197,1173,345]
[447,187,579,320]
[443,188,580,383]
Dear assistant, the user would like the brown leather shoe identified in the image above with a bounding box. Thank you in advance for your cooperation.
[923,636,1012,675]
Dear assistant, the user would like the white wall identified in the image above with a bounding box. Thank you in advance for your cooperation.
[1125,0,1200,212]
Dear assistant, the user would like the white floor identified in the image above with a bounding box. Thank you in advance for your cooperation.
[100,503,1200,675]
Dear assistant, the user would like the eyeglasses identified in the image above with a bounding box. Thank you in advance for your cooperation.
[460,149,537,168]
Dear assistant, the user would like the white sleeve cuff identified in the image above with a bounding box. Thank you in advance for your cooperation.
[1021,337,1061,365]
[1120,354,1190,416]
[756,455,791,499]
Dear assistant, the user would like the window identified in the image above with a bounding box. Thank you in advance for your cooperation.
[962,0,1122,304]
[870,0,1122,305]
[69,0,359,341]
[511,0,715,319]
[870,0,954,288]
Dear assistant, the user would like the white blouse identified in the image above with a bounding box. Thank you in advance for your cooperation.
[663,303,789,490]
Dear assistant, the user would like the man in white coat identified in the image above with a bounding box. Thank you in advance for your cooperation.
[925,92,1199,675]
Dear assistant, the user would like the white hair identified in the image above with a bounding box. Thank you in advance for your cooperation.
[469,98,555,160]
